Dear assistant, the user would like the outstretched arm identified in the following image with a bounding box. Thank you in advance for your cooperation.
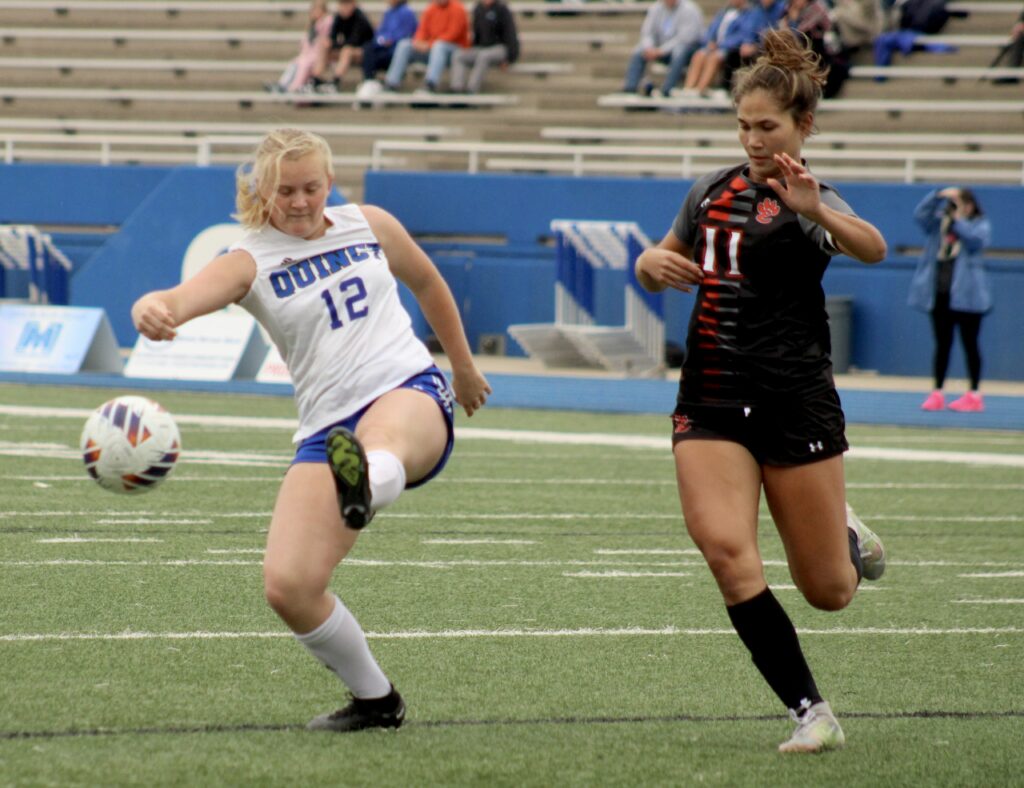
[362,205,492,416]
[131,250,257,341]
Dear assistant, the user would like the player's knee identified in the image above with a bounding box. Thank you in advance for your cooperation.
[698,539,757,588]
[263,564,325,617]
[803,580,855,612]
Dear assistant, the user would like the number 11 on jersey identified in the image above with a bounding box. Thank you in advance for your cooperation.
[701,226,743,278]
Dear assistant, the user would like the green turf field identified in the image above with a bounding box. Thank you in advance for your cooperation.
[1,382,1022,786]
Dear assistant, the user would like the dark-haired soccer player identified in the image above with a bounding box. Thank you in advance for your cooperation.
[635,29,887,753]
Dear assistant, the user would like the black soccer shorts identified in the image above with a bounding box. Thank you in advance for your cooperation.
[671,388,849,467]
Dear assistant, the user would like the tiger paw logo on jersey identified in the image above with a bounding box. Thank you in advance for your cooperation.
[755,198,781,225]
[672,414,692,434]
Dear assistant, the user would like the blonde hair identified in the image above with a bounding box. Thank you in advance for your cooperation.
[234,128,334,229]
[732,30,829,127]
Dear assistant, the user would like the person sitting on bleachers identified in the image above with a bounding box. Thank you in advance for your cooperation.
[621,0,705,98]
[265,0,335,93]
[312,0,375,92]
[383,0,470,93]
[721,0,786,87]
[449,0,520,94]
[829,0,883,59]
[991,6,1023,84]
[778,0,849,96]
[359,0,419,90]
[680,0,752,96]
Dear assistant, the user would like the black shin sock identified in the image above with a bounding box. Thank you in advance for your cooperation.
[726,588,823,712]
[848,527,864,582]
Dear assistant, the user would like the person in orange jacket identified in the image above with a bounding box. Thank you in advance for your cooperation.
[383,0,470,92]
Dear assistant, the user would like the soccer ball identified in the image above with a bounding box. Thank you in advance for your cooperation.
[80,396,182,494]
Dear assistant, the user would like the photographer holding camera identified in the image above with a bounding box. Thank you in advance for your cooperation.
[908,187,992,412]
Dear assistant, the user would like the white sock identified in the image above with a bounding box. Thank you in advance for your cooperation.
[367,450,406,511]
[295,595,391,699]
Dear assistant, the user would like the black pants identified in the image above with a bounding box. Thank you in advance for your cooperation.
[931,292,983,390]
[362,41,396,80]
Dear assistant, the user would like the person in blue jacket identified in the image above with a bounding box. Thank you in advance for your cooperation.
[680,0,752,96]
[359,0,418,85]
[908,188,992,412]
[721,0,786,85]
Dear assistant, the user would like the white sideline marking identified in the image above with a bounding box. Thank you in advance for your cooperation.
[883,515,1024,522]
[207,549,264,555]
[847,482,1024,491]
[7,475,1024,494]
[7,557,1022,570]
[36,537,163,544]
[2,626,1022,644]
[6,476,285,482]
[565,571,691,578]
[595,549,701,555]
[95,519,212,525]
[953,599,1024,604]
[773,584,882,592]
[2,408,1024,466]
[422,538,538,545]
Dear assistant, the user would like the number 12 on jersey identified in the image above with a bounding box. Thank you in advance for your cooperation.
[321,276,369,329]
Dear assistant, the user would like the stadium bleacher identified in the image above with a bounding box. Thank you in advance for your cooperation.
[0,0,1020,197]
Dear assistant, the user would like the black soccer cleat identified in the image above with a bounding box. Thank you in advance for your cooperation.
[325,426,373,530]
[306,688,406,732]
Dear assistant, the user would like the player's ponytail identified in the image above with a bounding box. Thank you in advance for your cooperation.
[234,128,335,229]
[732,29,828,129]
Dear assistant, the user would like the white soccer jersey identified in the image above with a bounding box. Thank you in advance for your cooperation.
[233,204,433,443]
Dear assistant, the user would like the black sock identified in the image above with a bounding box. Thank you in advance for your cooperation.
[848,527,864,582]
[726,588,823,712]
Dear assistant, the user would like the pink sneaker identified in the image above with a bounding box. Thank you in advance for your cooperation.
[949,392,984,412]
[920,391,945,411]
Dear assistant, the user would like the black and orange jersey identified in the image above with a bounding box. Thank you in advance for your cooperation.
[670,164,855,406]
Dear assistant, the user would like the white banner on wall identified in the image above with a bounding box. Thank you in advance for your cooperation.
[0,304,122,374]
[124,311,268,382]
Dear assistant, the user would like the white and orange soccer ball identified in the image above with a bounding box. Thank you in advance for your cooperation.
[80,396,181,494]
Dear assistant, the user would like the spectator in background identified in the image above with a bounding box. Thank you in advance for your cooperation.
[266,0,334,93]
[720,0,786,88]
[909,188,992,413]
[313,0,375,91]
[360,0,419,89]
[384,0,470,93]
[778,0,849,96]
[991,6,1023,84]
[621,0,705,97]
[681,0,752,96]
[830,0,883,57]
[449,0,520,94]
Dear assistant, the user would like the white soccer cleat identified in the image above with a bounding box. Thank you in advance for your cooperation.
[778,701,846,753]
[847,503,886,581]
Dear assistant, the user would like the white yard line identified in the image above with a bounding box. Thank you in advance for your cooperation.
[36,537,163,543]
[7,474,1024,493]
[953,599,1024,604]
[564,571,690,578]
[94,519,212,525]
[5,557,1023,570]
[422,538,539,545]
[2,626,1022,644]
[594,549,701,555]
[1,407,1023,467]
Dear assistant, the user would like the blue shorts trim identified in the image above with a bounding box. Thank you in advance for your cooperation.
[292,365,455,489]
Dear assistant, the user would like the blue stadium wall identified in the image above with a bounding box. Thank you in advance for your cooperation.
[1,163,1022,380]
